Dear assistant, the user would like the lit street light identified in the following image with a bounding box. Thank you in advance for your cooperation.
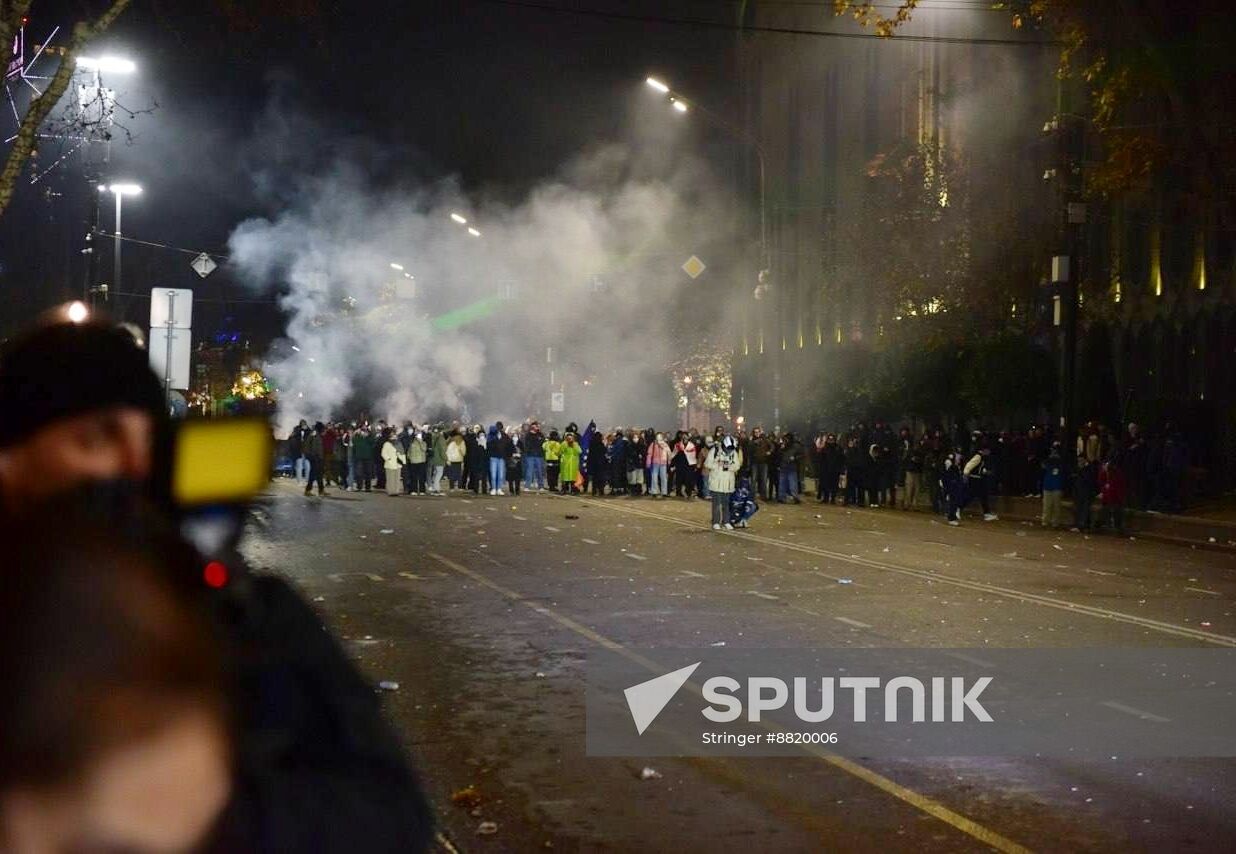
[450,212,467,224]
[467,227,481,237]
[390,262,404,271]
[645,74,777,429]
[66,301,89,324]
[76,56,137,74]
[101,183,142,304]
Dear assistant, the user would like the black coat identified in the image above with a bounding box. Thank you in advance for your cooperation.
[207,571,433,852]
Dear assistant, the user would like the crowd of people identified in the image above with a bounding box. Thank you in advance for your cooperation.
[286,417,1192,536]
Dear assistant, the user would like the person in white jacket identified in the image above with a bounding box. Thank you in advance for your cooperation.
[380,430,406,497]
[704,435,742,531]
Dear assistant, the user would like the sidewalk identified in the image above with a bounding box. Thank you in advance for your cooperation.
[992,494,1236,551]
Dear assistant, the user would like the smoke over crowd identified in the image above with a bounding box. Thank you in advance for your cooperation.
[227,87,745,432]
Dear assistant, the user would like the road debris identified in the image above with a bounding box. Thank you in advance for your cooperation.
[565,514,580,520]
[477,821,499,835]
[451,785,483,809]
[640,767,663,780]
[379,529,394,535]
[838,578,853,585]
[378,680,400,691]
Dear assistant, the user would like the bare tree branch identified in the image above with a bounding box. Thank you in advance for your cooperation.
[0,0,132,218]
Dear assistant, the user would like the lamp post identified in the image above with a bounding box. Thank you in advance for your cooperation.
[646,76,777,430]
[103,183,142,302]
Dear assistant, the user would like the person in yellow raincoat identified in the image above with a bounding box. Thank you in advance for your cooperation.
[557,433,582,494]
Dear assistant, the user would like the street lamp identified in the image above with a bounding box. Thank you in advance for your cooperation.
[450,212,467,224]
[76,56,136,74]
[467,227,481,237]
[390,262,404,271]
[645,75,777,429]
[101,183,141,303]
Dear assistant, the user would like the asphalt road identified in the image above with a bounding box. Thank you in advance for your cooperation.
[243,480,1236,853]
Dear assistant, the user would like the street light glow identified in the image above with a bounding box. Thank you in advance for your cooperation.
[390,262,404,271]
[450,213,467,224]
[107,183,142,195]
[646,77,670,93]
[467,227,481,237]
[672,99,688,113]
[66,301,89,324]
[77,56,137,74]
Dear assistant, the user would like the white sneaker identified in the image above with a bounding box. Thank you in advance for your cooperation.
[724,523,734,531]
[948,519,960,526]
[497,489,506,496]
[712,523,721,531]
[983,513,999,522]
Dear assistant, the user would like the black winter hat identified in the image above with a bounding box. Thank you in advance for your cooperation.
[0,321,166,448]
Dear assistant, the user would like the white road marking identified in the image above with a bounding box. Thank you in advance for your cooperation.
[680,570,707,578]
[513,515,528,521]
[544,526,560,533]
[365,573,385,582]
[791,605,822,617]
[1185,586,1221,596]
[1101,700,1171,723]
[398,572,422,581]
[577,498,1236,647]
[328,573,343,583]
[747,590,780,600]
[1085,568,1117,577]
[834,616,871,629]
[581,538,601,545]
[625,553,647,561]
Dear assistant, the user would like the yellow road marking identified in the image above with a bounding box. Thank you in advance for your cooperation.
[425,551,1032,854]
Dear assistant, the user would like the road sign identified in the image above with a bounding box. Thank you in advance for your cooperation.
[191,253,217,279]
[150,288,193,329]
[148,326,192,390]
[682,255,706,279]
[551,391,565,413]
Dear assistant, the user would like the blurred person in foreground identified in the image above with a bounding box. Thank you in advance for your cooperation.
[0,502,232,853]
[0,313,433,852]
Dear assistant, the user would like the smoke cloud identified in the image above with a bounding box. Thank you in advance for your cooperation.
[227,86,745,433]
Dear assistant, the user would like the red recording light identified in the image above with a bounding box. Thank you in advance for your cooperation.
[203,561,229,588]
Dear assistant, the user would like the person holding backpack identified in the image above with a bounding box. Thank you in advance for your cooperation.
[704,435,742,530]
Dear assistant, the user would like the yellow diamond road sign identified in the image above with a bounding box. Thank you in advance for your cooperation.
[682,255,706,279]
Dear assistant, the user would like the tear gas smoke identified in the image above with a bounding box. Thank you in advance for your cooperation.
[228,101,745,432]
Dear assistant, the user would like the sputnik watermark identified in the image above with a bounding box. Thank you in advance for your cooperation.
[626,664,992,737]
[587,649,1236,757]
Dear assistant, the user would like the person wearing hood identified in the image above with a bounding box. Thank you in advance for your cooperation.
[704,434,742,530]
[544,430,563,492]
[646,432,672,498]
[380,429,405,497]
[406,427,428,496]
[445,430,466,492]
[608,429,629,496]
[816,433,843,504]
[558,433,582,493]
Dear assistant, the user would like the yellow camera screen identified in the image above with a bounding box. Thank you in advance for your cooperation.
[172,419,272,506]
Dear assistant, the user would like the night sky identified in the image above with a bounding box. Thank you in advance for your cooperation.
[0,0,743,339]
